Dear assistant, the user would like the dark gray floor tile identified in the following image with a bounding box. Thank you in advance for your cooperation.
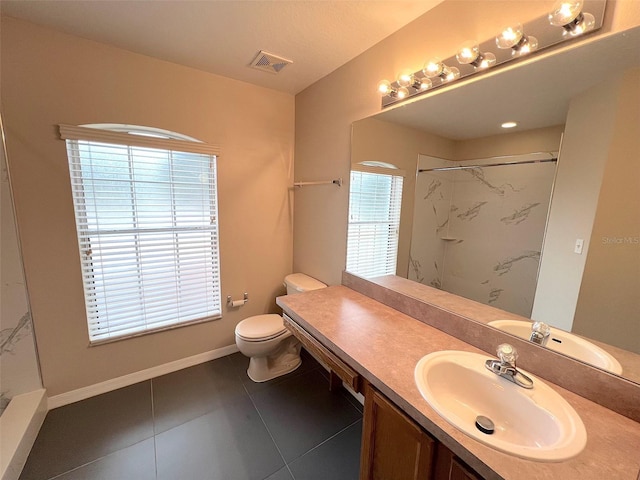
[156,394,284,480]
[250,369,362,463]
[152,356,247,434]
[51,438,156,480]
[20,381,153,480]
[226,349,321,396]
[264,467,294,480]
[288,420,362,480]
[344,391,364,414]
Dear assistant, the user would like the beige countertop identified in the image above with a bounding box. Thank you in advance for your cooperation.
[277,285,640,480]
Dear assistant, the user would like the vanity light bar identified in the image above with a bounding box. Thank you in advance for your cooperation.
[379,0,605,108]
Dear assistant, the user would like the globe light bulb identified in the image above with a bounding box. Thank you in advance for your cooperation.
[457,41,497,70]
[423,58,444,78]
[419,77,432,90]
[496,24,524,49]
[516,35,538,55]
[377,80,392,96]
[456,42,480,65]
[549,0,595,36]
[396,87,410,99]
[569,12,595,36]
[445,67,460,82]
[549,0,584,26]
[397,72,413,87]
[478,52,497,69]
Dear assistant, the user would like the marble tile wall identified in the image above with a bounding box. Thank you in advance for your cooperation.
[1,146,42,415]
[409,160,556,317]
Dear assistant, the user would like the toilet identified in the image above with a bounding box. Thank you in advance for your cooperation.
[235,273,327,382]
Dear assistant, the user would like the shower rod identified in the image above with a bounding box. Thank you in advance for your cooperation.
[418,157,557,173]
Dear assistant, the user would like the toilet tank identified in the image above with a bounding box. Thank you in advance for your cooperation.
[284,273,326,295]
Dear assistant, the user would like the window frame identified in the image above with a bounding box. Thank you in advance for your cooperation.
[346,164,405,279]
[61,124,222,345]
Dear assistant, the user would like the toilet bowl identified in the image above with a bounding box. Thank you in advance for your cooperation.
[234,273,326,382]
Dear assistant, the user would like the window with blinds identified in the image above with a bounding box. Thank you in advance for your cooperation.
[346,169,403,279]
[61,124,222,344]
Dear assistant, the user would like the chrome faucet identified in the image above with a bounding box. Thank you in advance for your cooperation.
[529,321,551,346]
[485,344,533,389]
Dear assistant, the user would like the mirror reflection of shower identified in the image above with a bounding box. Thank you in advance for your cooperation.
[408,153,557,317]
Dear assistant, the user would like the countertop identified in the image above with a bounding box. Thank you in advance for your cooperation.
[277,285,640,480]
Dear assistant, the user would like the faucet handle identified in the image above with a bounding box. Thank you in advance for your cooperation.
[530,321,551,345]
[496,343,518,365]
[532,321,551,336]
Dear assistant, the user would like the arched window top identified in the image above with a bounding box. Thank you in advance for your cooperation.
[59,123,219,156]
[353,161,405,178]
[81,124,202,143]
[358,161,399,169]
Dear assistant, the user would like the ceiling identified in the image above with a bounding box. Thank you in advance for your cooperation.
[1,0,443,95]
[373,26,640,140]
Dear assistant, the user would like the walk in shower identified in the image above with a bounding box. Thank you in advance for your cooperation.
[408,153,557,318]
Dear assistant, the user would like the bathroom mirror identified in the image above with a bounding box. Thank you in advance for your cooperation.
[349,26,640,384]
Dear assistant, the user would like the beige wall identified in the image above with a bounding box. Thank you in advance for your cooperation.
[453,125,564,160]
[531,73,625,330]
[1,17,295,396]
[572,68,639,353]
[294,0,640,287]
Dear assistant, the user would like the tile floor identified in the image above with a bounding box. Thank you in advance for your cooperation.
[20,350,363,480]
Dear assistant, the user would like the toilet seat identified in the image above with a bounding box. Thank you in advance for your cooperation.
[235,314,287,342]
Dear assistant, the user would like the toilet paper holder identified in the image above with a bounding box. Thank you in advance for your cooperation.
[227,293,249,308]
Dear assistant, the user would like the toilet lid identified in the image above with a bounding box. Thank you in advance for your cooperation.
[235,314,286,340]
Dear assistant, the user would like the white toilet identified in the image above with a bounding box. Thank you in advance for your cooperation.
[235,273,326,382]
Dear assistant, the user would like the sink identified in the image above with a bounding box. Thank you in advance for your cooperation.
[489,320,623,375]
[414,350,587,461]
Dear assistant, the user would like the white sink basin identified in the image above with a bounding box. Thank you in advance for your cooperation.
[489,320,623,375]
[414,350,587,461]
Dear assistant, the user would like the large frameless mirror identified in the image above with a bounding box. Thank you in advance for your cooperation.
[348,26,640,383]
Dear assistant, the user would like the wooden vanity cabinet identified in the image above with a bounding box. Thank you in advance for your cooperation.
[360,382,435,480]
[360,382,483,480]
[282,314,484,480]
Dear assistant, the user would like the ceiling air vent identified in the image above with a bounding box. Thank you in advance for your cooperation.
[250,50,293,74]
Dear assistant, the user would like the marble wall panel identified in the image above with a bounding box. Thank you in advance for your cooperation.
[1,144,41,415]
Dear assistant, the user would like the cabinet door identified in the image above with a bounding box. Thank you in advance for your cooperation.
[450,458,482,480]
[360,383,435,480]
[433,442,482,480]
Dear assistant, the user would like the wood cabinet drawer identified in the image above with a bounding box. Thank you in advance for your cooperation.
[283,313,361,393]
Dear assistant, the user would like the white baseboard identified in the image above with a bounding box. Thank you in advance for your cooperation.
[47,344,239,410]
[1,388,48,480]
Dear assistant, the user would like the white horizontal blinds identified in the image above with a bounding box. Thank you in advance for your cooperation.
[66,134,221,343]
[347,170,403,278]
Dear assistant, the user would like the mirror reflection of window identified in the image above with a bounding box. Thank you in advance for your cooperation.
[346,162,404,278]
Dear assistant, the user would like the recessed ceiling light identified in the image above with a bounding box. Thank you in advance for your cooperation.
[501,121,518,129]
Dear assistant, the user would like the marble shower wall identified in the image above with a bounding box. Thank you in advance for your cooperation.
[1,142,41,415]
[409,158,556,317]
